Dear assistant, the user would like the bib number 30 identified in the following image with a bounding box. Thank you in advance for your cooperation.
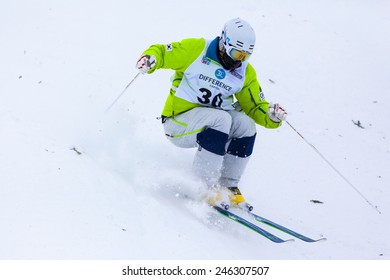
[197,88,223,108]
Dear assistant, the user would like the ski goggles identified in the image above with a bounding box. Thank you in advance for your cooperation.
[225,44,252,62]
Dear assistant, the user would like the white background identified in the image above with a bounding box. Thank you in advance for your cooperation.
[1,0,389,274]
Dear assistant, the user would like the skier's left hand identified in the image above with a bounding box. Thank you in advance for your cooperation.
[268,102,287,122]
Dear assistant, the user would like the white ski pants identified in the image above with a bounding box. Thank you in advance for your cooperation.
[163,107,257,188]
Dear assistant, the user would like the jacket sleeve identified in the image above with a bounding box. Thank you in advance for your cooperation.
[235,64,282,129]
[141,38,206,73]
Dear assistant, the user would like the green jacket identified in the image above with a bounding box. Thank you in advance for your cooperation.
[142,37,281,129]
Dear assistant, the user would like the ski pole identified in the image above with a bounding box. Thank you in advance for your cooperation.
[105,72,141,113]
[285,120,381,214]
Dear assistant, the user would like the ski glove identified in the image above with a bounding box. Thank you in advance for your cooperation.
[136,55,156,74]
[268,102,287,122]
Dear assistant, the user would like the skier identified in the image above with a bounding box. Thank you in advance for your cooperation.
[136,18,287,208]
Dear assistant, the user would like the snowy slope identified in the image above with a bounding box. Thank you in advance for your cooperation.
[1,0,389,260]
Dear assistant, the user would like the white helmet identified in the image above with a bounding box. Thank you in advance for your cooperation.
[220,18,256,60]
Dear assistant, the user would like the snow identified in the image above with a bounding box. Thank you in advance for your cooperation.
[1,0,390,266]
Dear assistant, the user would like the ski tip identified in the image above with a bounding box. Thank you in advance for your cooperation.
[303,237,327,243]
[315,237,327,242]
[281,238,295,243]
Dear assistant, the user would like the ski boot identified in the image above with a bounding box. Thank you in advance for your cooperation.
[205,186,254,211]
[204,186,231,210]
[226,187,254,211]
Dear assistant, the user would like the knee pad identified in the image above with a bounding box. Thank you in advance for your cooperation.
[227,133,256,158]
[197,128,229,156]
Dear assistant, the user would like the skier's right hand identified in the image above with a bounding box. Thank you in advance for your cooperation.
[136,55,156,74]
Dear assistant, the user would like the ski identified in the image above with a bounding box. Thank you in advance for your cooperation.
[212,205,294,243]
[247,211,327,243]
[176,191,325,243]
